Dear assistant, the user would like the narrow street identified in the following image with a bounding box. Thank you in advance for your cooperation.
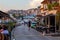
[1,0,60,40]
[11,24,60,40]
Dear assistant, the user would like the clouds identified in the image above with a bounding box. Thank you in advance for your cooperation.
[30,0,43,8]
[0,0,43,11]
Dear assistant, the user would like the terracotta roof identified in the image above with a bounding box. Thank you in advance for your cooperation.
[36,15,42,17]
[43,9,48,11]
[40,8,48,11]
[40,8,44,10]
[56,6,60,12]
[41,0,48,4]
[48,10,57,15]
[53,6,60,11]
[53,6,59,10]
[41,0,59,4]
[0,11,9,17]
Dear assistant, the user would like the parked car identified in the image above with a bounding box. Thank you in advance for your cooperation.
[31,21,37,28]
[23,19,29,24]
[20,21,24,24]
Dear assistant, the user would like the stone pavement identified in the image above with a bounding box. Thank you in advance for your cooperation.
[11,24,60,40]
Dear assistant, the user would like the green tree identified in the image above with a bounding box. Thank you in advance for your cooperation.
[12,14,16,18]
[8,21,16,31]
[47,4,52,10]
[52,2,59,7]
[47,2,59,10]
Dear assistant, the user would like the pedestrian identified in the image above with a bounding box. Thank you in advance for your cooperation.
[0,26,3,33]
[28,20,31,30]
[1,25,9,40]
[24,20,25,25]
[0,26,4,40]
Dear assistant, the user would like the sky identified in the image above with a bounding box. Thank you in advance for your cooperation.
[0,0,43,11]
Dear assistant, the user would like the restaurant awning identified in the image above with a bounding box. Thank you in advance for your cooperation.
[48,10,57,15]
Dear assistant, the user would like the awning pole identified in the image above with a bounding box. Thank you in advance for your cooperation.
[55,15,56,33]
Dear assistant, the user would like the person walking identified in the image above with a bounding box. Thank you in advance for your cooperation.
[24,20,25,25]
[1,25,9,40]
[28,20,31,30]
[0,26,4,40]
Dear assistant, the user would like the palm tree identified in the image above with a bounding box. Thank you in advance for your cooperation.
[47,4,52,10]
